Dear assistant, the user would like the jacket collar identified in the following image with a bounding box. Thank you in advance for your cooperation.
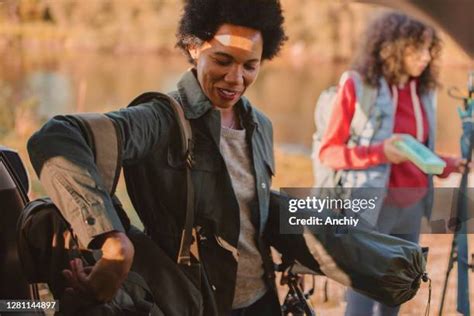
[176,69,212,119]
[175,69,259,128]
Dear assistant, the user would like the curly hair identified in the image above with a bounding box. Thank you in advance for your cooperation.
[352,12,442,94]
[176,0,287,63]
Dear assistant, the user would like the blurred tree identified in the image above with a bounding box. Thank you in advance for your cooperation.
[0,83,14,137]
[0,0,466,62]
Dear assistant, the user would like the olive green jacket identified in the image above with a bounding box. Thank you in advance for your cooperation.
[28,69,281,315]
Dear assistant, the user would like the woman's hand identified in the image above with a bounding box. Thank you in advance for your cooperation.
[383,134,408,164]
[436,157,474,178]
[62,232,134,302]
[447,157,472,174]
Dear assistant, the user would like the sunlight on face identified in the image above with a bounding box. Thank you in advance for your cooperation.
[213,34,254,51]
[189,24,263,110]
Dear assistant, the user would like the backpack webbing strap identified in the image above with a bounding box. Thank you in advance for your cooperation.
[340,71,378,145]
[351,83,378,144]
[162,95,194,265]
[127,92,195,266]
[332,71,378,186]
[127,92,193,160]
[73,113,122,196]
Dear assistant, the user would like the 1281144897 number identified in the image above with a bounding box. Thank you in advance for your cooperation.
[0,300,59,312]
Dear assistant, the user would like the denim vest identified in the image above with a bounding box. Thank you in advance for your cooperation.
[312,71,437,226]
[340,75,437,190]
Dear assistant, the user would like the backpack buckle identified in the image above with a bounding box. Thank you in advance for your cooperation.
[185,138,195,168]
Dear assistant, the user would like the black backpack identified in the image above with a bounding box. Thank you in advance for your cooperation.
[0,146,42,300]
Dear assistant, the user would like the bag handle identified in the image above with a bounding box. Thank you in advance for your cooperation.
[127,92,195,266]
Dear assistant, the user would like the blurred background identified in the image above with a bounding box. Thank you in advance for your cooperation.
[0,0,472,314]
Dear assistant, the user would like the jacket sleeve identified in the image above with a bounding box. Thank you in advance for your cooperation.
[27,101,172,248]
[318,78,388,170]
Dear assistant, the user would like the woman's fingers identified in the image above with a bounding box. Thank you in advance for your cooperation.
[454,158,474,173]
[383,136,407,164]
[83,266,94,274]
[459,159,473,169]
[63,259,92,294]
[391,133,404,142]
[67,260,79,283]
[65,257,121,301]
[63,267,83,292]
[75,258,90,284]
[62,269,74,284]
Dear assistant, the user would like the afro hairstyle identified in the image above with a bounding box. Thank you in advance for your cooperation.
[176,0,287,63]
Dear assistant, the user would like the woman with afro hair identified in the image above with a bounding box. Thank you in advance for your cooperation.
[27,0,291,315]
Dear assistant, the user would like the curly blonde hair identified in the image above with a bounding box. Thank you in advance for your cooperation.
[352,12,442,94]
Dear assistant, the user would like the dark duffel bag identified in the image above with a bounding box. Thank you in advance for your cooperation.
[17,198,206,316]
[0,146,38,300]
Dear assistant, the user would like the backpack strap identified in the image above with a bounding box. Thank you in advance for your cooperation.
[73,113,131,230]
[127,92,193,166]
[331,71,378,186]
[73,92,196,265]
[73,113,122,196]
[339,70,378,146]
[127,92,195,266]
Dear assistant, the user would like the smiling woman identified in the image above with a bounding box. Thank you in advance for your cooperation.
[25,0,290,315]
[191,24,263,117]
[175,0,287,129]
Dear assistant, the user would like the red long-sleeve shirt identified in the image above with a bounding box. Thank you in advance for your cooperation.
[319,77,457,190]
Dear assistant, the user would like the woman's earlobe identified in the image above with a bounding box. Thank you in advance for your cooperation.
[189,47,199,60]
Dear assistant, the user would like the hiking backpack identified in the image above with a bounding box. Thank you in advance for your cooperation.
[312,70,378,187]
[0,146,42,301]
[15,92,200,315]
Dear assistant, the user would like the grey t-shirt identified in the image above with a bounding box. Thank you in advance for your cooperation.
[220,126,267,309]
